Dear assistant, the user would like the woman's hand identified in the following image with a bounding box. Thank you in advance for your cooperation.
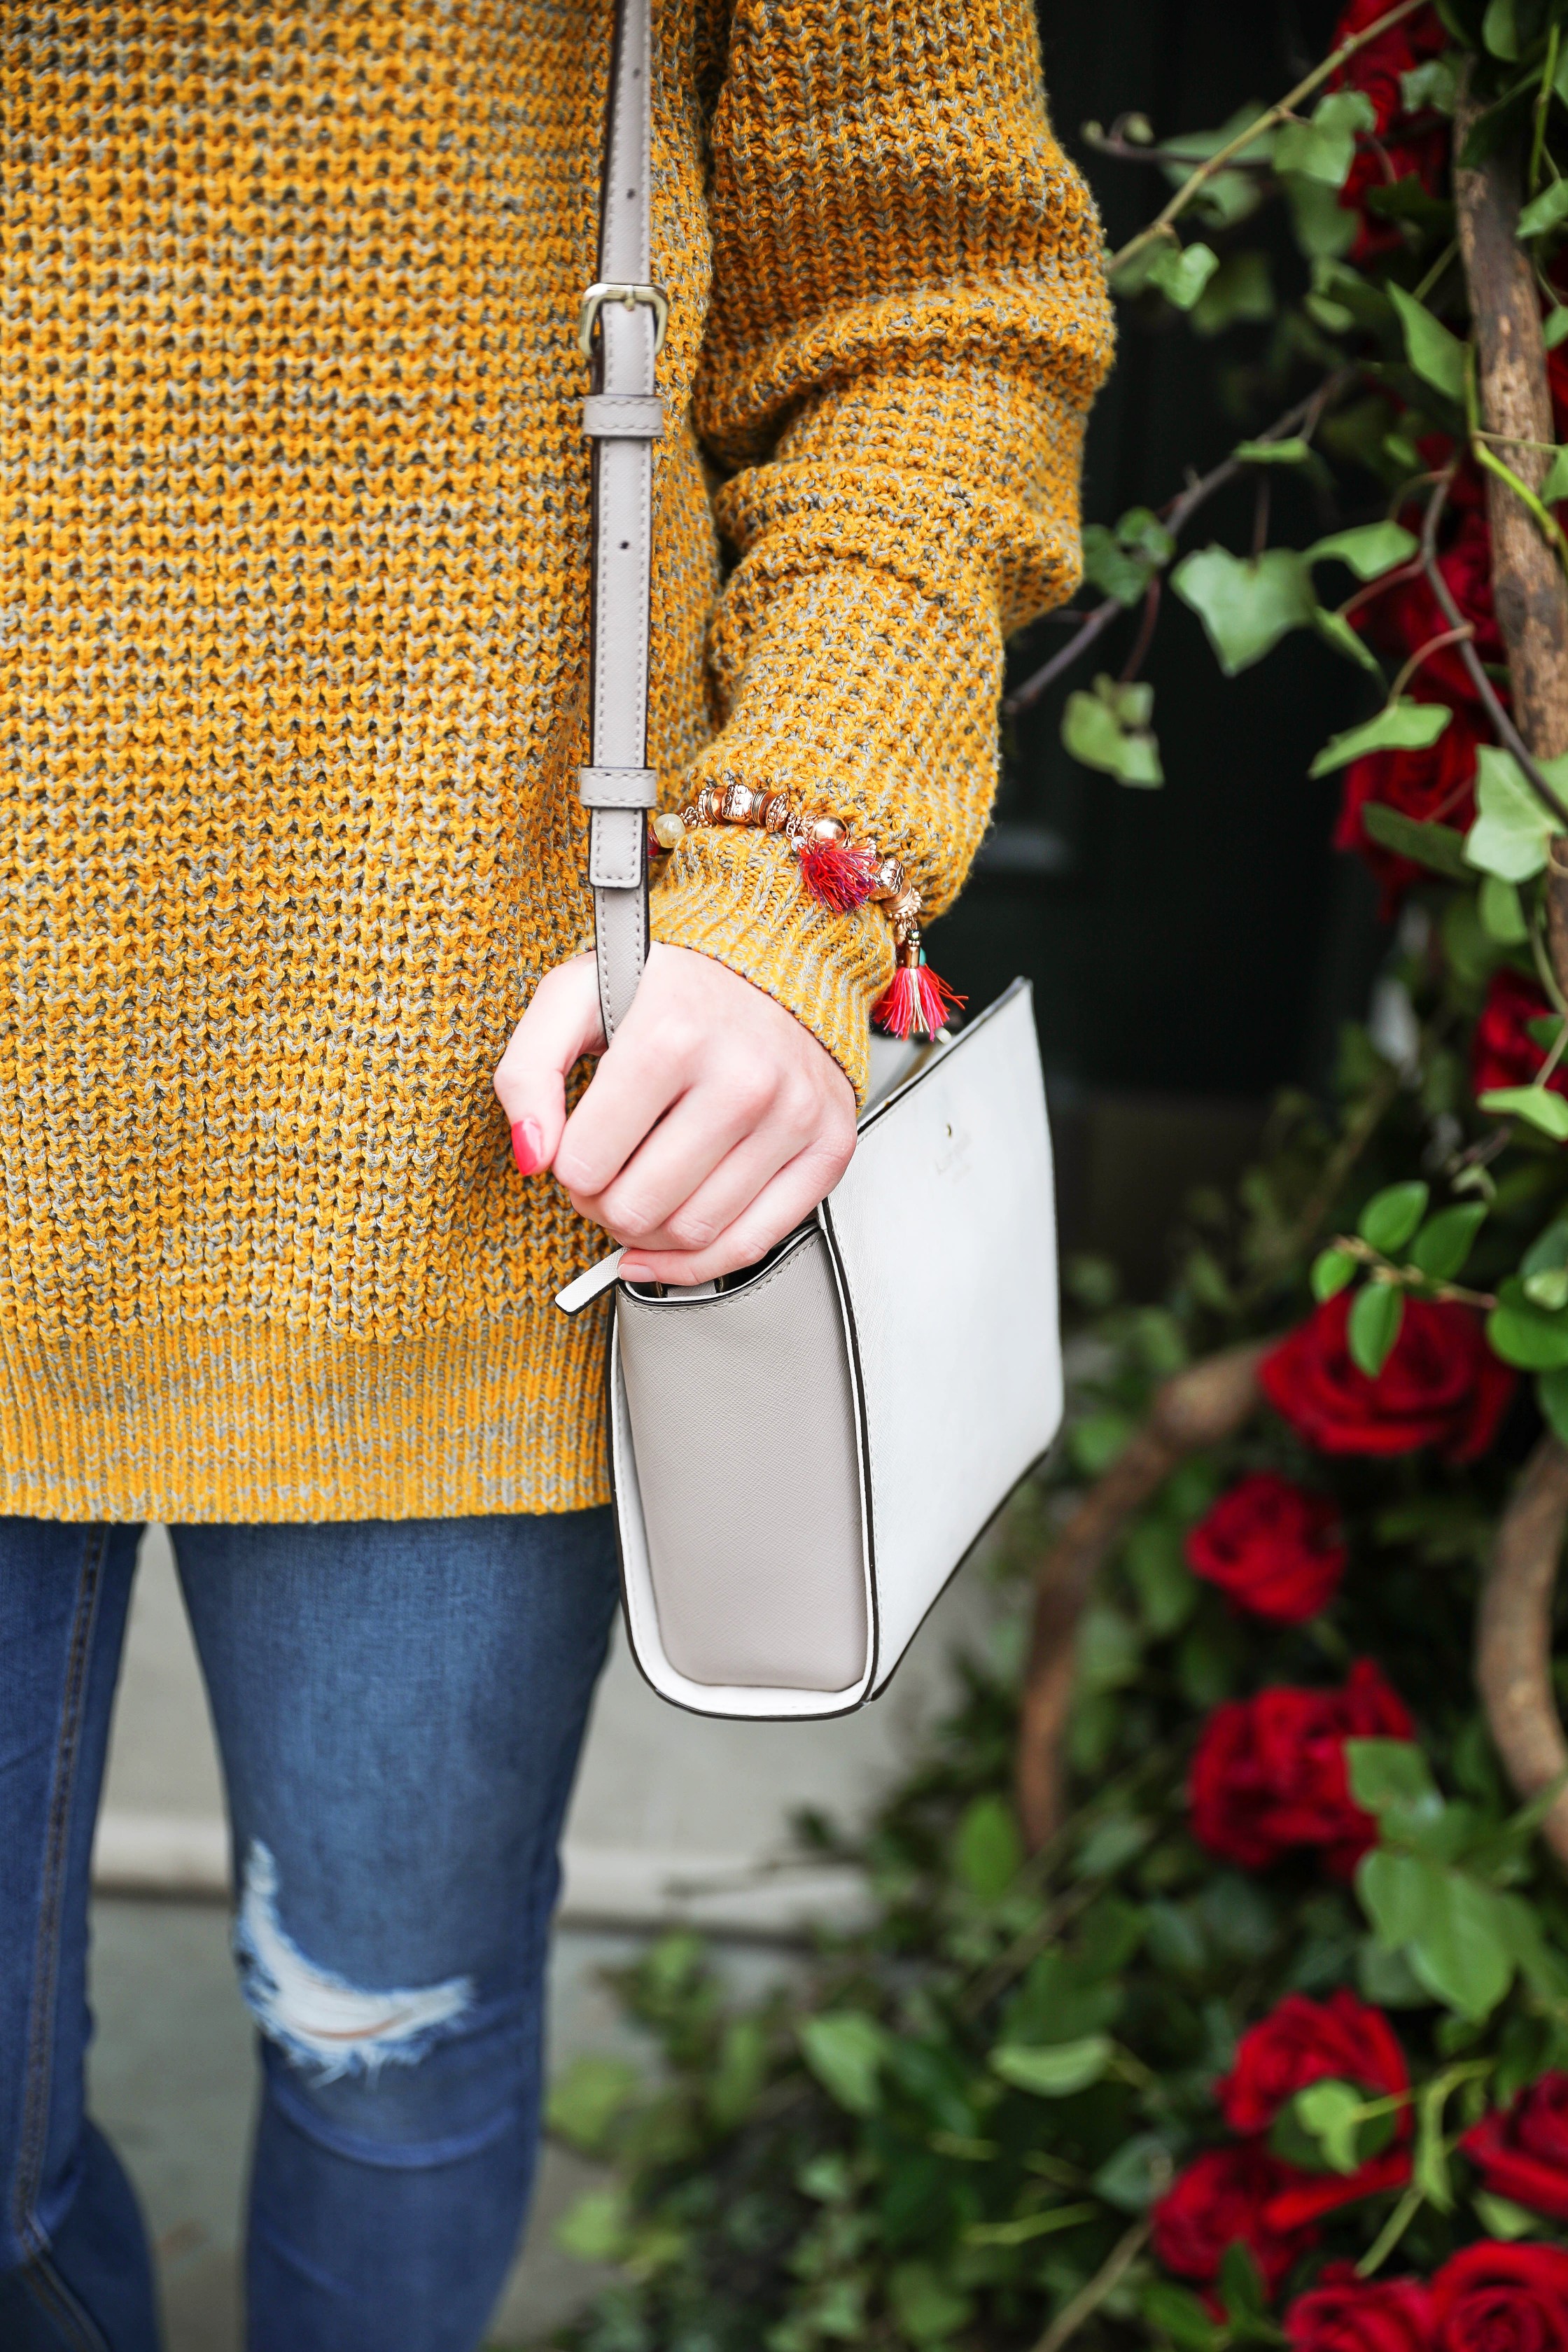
[493,944,858,1286]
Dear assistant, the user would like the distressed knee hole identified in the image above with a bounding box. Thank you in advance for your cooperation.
[234,1840,473,2083]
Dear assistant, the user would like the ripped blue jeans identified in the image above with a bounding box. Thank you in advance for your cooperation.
[0,1511,622,2352]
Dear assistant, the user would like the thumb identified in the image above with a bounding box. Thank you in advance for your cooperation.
[493,953,606,1175]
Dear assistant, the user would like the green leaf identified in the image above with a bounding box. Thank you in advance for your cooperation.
[1480,875,1530,943]
[889,2264,973,2346]
[1081,508,1177,606]
[1489,1276,1568,1368]
[1314,603,1387,676]
[1416,1877,1518,2017]
[1234,436,1313,465]
[1474,2191,1543,2238]
[1274,90,1377,188]
[1347,1738,1440,1814]
[708,2016,770,2130]
[1521,179,1568,240]
[955,1793,1023,1904]
[1062,673,1164,787]
[1219,2239,1270,2323]
[1124,1519,1200,1635]
[1478,1086,1568,1140]
[1407,1201,1488,1280]
[1171,545,1317,676]
[1349,1282,1404,1376]
[990,2034,1112,2097]
[1359,1181,1431,1253]
[1539,1365,1568,1443]
[1388,282,1469,404]
[1465,745,1558,881]
[1360,1849,1516,2019]
[1402,55,1460,113]
[546,2055,640,2155]
[1142,2281,1223,2352]
[1312,1245,1359,1300]
[1296,2078,1368,2175]
[1483,0,1518,59]
[1308,521,1420,581]
[1146,239,1221,310]
[1191,251,1275,337]
[1545,445,1568,503]
[799,2012,888,2116]
[555,2187,630,2264]
[1523,1217,1568,1278]
[1525,1266,1568,1309]
[1359,804,1473,881]
[1094,2132,1176,2214]
[965,2202,1101,2246]
[1309,699,1451,779]
[1071,1407,1135,1474]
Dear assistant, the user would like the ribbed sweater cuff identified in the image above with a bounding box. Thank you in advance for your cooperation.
[651,827,892,1103]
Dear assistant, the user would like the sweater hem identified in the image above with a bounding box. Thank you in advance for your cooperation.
[0,1307,612,1522]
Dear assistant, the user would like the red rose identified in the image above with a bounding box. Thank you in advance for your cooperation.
[1329,3,1451,265]
[1472,969,1568,1105]
[1152,2144,1315,2297]
[1335,697,1485,912]
[1219,1991,1413,2227]
[1355,503,1502,708]
[1189,1659,1414,1877]
[1186,1475,1348,1625]
[1331,0,1447,130]
[1221,1991,1410,2134]
[1287,2262,1434,2352]
[1432,2244,1568,2352]
[1260,1294,1516,1466]
[1462,2076,1568,2223]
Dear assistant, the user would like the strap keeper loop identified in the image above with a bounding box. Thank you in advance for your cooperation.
[579,766,657,811]
[582,394,665,440]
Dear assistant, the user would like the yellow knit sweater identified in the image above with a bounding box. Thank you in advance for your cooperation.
[0,0,1112,1520]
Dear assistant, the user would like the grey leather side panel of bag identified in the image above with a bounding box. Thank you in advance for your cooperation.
[616,1234,868,1690]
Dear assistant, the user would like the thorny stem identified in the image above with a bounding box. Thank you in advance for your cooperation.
[1356,2185,1424,2278]
[1028,2218,1157,2352]
[1236,1063,1403,1305]
[1386,622,1474,705]
[1005,374,1352,718]
[1418,468,1568,827]
[1110,0,1426,275]
[1119,575,1161,685]
[1324,1232,1497,1310]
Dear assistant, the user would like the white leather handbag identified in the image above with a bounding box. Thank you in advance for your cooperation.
[556,0,1064,1721]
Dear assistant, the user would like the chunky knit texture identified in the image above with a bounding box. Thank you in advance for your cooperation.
[0,0,1111,1520]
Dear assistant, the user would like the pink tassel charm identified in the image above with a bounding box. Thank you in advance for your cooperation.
[872,948,964,1040]
[797,832,880,913]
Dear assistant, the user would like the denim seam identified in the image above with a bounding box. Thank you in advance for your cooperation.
[11,1527,108,2269]
[17,2252,111,2352]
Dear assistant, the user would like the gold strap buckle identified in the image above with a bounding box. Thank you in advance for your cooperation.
[578,281,670,362]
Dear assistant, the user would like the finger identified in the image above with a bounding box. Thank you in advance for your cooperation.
[492,955,605,1175]
[590,1107,806,1254]
[617,1144,848,1287]
[552,994,694,1198]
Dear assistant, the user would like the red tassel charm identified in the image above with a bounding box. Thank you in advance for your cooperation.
[872,946,964,1040]
[797,825,880,914]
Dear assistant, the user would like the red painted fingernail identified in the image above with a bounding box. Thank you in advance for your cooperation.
[511,1118,545,1176]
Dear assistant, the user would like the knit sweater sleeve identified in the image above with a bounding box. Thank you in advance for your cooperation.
[648,0,1113,1100]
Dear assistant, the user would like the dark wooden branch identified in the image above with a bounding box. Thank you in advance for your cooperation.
[1014,1341,1270,1851]
[1478,1435,1568,1868]
[1455,104,1568,1844]
[1454,90,1568,764]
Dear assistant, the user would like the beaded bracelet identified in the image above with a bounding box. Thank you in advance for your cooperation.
[650,785,962,1040]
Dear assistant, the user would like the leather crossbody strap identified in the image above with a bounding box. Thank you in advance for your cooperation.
[578,0,663,1042]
